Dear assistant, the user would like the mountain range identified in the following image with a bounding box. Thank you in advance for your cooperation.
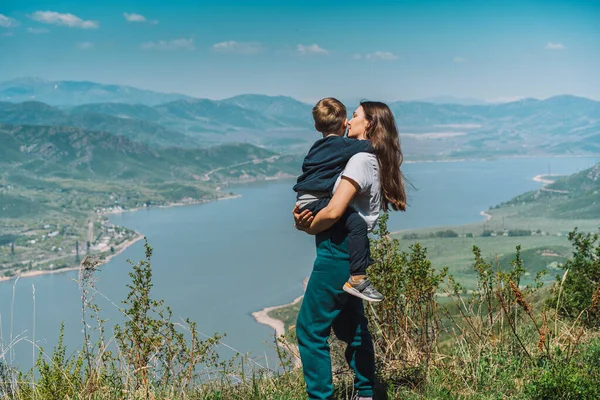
[0,78,599,158]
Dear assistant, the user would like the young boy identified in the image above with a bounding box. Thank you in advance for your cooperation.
[293,97,384,302]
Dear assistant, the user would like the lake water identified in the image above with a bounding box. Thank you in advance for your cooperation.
[1,156,598,370]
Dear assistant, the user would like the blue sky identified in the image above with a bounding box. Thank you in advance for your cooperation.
[1,0,599,102]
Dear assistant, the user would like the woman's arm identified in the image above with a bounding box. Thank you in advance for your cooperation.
[294,176,360,235]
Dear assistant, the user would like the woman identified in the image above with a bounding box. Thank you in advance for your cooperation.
[293,101,406,400]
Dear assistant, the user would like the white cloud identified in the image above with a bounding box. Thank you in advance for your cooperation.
[141,38,195,51]
[366,51,399,60]
[297,44,329,55]
[352,54,362,60]
[212,41,264,55]
[76,42,94,50]
[1,31,14,37]
[453,56,467,63]
[0,14,20,28]
[29,11,99,29]
[27,27,50,34]
[124,12,146,22]
[124,13,158,24]
[545,42,565,50]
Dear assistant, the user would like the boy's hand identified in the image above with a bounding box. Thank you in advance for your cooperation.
[293,205,314,231]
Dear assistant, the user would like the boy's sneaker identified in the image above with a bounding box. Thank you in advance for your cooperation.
[343,277,384,302]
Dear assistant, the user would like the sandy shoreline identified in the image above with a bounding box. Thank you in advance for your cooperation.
[252,278,308,364]
[532,174,563,185]
[480,211,492,221]
[252,294,304,338]
[100,233,145,265]
[252,278,309,337]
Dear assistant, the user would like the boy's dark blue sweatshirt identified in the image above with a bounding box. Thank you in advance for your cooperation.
[293,135,374,193]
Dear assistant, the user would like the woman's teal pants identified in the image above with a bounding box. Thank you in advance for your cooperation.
[296,232,376,399]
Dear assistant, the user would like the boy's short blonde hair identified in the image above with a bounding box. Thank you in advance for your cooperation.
[312,97,347,134]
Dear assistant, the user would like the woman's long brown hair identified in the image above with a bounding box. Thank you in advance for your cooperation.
[361,101,407,212]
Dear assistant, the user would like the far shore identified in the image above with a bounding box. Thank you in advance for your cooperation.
[0,233,145,283]
[0,193,243,284]
[102,193,242,216]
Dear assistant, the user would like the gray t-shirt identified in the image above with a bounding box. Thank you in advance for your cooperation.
[333,152,381,231]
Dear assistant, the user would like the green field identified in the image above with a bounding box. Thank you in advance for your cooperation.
[393,205,599,288]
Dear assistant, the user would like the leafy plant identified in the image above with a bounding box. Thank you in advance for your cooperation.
[549,228,600,327]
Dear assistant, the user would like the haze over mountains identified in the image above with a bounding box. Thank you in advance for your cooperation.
[0,78,194,106]
[1,77,599,158]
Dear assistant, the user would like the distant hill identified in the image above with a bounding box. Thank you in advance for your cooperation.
[496,163,600,219]
[0,124,299,183]
[0,101,201,148]
[0,78,193,106]
[220,94,312,127]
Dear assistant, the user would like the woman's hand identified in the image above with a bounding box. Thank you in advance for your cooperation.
[293,177,360,235]
[293,205,314,231]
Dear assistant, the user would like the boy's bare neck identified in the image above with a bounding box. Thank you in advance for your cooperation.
[322,131,344,138]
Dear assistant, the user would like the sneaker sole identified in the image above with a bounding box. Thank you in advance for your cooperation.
[343,283,384,303]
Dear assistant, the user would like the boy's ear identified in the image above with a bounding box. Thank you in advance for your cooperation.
[343,118,348,127]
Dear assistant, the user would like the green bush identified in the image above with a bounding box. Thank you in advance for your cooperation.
[402,232,420,240]
[17,323,84,400]
[369,214,448,388]
[0,234,19,246]
[526,339,600,399]
[549,228,600,327]
[435,229,459,238]
[508,229,532,237]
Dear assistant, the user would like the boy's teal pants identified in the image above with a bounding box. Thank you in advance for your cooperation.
[296,231,375,399]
